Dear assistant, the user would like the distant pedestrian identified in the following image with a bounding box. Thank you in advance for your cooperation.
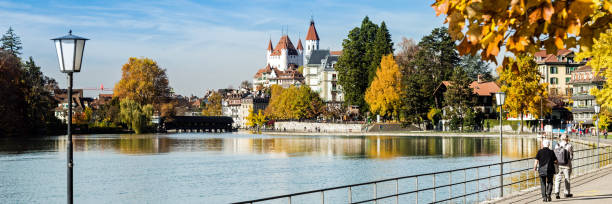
[535,140,557,202]
[554,134,573,199]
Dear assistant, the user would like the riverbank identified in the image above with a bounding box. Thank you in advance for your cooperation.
[251,130,540,138]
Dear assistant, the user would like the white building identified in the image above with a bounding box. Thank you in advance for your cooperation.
[303,50,343,103]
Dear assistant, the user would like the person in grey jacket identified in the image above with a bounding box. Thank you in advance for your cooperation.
[554,134,573,199]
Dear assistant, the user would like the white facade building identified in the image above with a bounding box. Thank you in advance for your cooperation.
[303,50,343,103]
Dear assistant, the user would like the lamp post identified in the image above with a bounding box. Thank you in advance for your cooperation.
[594,104,600,168]
[495,92,506,197]
[52,30,88,204]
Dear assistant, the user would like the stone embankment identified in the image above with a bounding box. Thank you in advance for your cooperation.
[272,121,364,133]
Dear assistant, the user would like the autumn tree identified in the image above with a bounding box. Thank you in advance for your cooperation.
[577,29,612,130]
[264,85,323,120]
[432,0,612,67]
[201,91,222,116]
[443,67,475,131]
[499,54,549,133]
[1,27,22,56]
[114,57,171,107]
[365,54,402,120]
[396,37,420,73]
[22,57,60,134]
[246,108,267,129]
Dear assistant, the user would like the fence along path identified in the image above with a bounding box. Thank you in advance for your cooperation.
[233,141,612,204]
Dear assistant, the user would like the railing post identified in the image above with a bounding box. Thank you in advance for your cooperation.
[321,191,324,204]
[373,183,377,204]
[449,172,452,202]
[396,179,399,204]
[416,177,419,204]
[463,169,466,204]
[433,174,436,203]
[488,165,491,201]
[476,168,479,202]
[289,196,291,204]
[348,186,352,203]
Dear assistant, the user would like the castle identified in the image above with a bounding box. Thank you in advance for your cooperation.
[253,19,343,103]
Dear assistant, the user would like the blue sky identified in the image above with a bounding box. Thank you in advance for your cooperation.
[0,0,447,97]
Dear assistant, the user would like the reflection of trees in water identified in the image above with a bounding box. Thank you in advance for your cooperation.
[0,135,540,159]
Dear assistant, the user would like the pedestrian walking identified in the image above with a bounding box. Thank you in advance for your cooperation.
[554,134,573,199]
[534,140,557,202]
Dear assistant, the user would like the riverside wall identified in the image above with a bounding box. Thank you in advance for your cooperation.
[273,121,364,133]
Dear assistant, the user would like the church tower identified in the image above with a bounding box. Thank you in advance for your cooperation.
[304,19,320,63]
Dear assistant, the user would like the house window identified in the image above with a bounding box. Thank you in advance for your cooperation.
[566,77,571,83]
[550,67,557,74]
[550,77,558,84]
[566,67,575,74]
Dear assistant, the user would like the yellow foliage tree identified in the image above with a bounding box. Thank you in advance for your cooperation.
[245,108,267,128]
[114,57,171,107]
[499,54,549,133]
[365,54,403,120]
[201,92,222,116]
[577,29,612,130]
[264,85,323,120]
[432,0,612,68]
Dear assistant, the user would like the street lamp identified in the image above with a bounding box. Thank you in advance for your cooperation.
[52,30,88,204]
[495,91,506,197]
[594,104,600,168]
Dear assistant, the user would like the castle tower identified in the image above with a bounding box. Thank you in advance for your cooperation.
[266,39,273,62]
[269,35,299,71]
[297,39,304,66]
[304,19,320,63]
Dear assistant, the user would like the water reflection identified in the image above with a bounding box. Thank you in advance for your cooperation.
[0,134,540,159]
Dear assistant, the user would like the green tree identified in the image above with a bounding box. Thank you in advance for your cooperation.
[459,54,493,81]
[114,57,171,107]
[202,92,222,116]
[443,67,475,131]
[401,27,460,124]
[365,54,402,120]
[0,27,22,56]
[0,50,27,136]
[369,21,394,85]
[22,57,60,134]
[336,16,393,112]
[499,54,549,133]
[120,99,153,134]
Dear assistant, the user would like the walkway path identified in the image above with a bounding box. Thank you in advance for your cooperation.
[497,166,612,204]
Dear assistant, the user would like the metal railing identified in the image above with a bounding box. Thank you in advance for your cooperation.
[233,144,612,204]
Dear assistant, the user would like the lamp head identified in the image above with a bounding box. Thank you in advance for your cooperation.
[52,30,88,73]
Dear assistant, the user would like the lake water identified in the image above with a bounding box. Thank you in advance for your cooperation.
[1,133,543,203]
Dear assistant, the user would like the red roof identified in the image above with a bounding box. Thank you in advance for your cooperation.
[267,39,273,51]
[254,64,273,78]
[306,20,319,41]
[438,81,500,96]
[270,35,299,56]
[330,50,343,56]
[469,81,500,96]
[296,39,303,50]
[534,49,574,63]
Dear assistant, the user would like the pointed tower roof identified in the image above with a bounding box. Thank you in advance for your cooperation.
[271,35,298,56]
[306,20,319,41]
[267,39,273,51]
[296,39,303,50]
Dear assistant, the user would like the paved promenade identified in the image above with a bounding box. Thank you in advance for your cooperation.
[497,166,612,204]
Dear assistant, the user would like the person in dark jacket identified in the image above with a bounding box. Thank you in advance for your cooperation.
[534,140,558,202]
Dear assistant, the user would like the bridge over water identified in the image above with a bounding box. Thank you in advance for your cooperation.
[163,116,233,133]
